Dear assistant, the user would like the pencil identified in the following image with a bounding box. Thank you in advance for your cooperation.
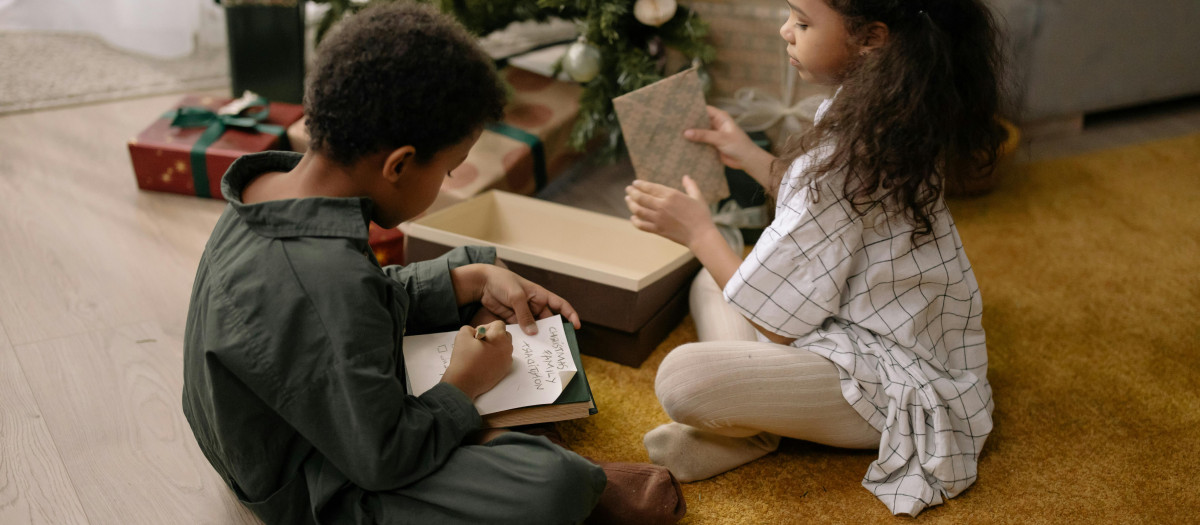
[474,326,487,340]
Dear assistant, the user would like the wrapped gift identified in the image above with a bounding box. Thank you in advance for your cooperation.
[403,191,701,367]
[714,131,773,249]
[690,1,833,148]
[288,67,584,214]
[369,222,405,267]
[128,92,304,199]
[689,1,791,100]
[286,118,309,155]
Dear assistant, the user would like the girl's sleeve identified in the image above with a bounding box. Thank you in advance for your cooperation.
[723,184,863,339]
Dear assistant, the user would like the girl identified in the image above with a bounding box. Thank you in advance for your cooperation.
[624,0,1007,517]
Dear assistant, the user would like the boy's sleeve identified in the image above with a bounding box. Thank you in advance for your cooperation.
[294,361,482,493]
[235,272,484,493]
[382,246,496,333]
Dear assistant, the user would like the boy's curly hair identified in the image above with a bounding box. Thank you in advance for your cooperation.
[775,0,1009,238]
[304,3,506,166]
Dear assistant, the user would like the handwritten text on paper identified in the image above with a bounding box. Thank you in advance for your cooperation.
[402,315,577,415]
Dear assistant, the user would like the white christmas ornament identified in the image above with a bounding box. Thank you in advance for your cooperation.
[634,0,677,27]
[563,37,602,83]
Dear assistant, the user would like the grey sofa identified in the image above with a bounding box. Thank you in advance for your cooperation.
[989,0,1200,121]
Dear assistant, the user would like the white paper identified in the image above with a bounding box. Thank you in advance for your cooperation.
[479,17,577,61]
[505,44,574,82]
[403,315,577,415]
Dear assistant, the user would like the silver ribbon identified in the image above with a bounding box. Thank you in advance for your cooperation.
[710,199,770,254]
[217,90,263,116]
[712,57,828,136]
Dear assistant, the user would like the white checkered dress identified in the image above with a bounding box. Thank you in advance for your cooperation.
[723,99,993,516]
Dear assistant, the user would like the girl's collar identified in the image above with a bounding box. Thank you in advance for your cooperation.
[813,86,843,125]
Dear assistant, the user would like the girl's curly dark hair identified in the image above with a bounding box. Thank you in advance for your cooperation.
[304,2,507,166]
[774,0,1009,237]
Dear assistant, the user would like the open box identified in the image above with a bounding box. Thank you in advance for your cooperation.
[402,191,701,367]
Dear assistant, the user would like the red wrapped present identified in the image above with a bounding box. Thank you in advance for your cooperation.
[369,222,405,267]
[128,92,304,199]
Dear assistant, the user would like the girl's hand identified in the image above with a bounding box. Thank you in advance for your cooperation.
[441,321,512,399]
[454,264,581,335]
[625,177,718,250]
[685,106,772,173]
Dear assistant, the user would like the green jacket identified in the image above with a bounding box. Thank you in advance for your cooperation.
[182,151,495,524]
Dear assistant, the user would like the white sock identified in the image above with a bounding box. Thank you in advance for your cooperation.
[643,422,781,482]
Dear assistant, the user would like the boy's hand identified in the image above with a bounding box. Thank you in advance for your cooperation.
[440,320,512,400]
[479,266,580,335]
[626,177,719,250]
[684,105,777,187]
[452,264,582,336]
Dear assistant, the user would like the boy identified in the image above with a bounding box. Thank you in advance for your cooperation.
[182,4,683,524]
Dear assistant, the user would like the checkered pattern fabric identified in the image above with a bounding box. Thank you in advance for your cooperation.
[723,98,993,516]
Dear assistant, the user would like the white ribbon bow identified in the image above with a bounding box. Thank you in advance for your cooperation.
[217,90,262,116]
[710,199,770,255]
[713,61,828,136]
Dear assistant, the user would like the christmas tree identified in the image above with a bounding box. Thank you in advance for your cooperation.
[311,0,716,159]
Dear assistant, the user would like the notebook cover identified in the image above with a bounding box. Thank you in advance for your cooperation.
[554,321,597,413]
[613,68,730,203]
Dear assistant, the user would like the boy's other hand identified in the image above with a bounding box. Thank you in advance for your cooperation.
[453,264,582,336]
[441,320,512,400]
[626,178,718,250]
[481,265,581,335]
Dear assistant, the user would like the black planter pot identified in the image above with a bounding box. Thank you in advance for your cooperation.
[223,0,306,104]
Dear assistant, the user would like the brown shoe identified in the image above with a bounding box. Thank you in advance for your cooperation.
[586,462,686,525]
[511,424,686,524]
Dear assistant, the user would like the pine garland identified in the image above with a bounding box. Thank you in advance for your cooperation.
[310,0,715,159]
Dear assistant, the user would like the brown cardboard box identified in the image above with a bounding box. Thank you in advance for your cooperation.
[402,191,701,367]
[570,284,691,368]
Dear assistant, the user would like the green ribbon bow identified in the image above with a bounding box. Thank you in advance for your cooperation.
[164,96,285,198]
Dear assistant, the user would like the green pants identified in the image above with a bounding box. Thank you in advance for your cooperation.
[359,433,606,524]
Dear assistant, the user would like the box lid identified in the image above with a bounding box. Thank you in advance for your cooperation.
[402,191,695,292]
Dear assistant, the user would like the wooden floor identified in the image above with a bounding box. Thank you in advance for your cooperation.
[1,92,1198,524]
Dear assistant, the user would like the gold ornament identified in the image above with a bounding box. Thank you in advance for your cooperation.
[634,0,677,27]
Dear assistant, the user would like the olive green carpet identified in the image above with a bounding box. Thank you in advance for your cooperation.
[560,133,1200,524]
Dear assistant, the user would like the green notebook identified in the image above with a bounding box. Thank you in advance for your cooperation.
[484,321,596,427]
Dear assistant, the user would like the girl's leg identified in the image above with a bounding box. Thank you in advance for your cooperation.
[644,341,880,482]
[689,268,759,343]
